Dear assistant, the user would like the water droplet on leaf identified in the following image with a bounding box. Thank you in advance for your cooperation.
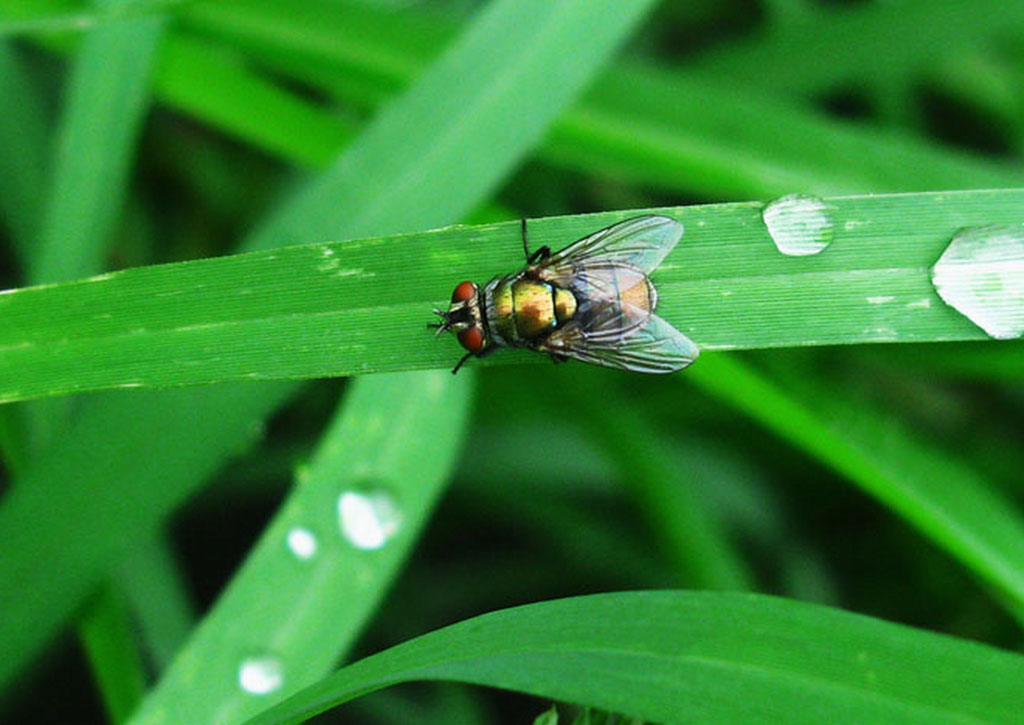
[932,225,1024,339]
[762,194,834,256]
[286,527,318,560]
[238,656,284,695]
[337,488,402,550]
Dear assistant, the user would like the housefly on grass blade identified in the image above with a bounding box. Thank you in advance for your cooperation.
[430,215,699,374]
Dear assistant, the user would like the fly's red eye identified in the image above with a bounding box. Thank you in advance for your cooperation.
[452,281,477,303]
[458,326,486,353]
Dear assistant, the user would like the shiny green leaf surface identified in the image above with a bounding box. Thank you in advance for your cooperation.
[247,591,1024,725]
[1,189,1019,402]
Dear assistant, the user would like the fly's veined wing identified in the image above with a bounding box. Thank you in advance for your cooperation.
[572,263,657,337]
[534,215,683,285]
[541,308,699,374]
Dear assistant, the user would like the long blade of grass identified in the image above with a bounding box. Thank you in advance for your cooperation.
[78,588,149,724]
[0,41,47,260]
[154,33,352,168]
[1,189,1020,402]
[29,0,163,285]
[115,531,195,673]
[246,591,1024,725]
[0,0,183,37]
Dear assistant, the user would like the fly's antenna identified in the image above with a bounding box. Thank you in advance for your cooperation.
[428,309,449,335]
[521,217,529,260]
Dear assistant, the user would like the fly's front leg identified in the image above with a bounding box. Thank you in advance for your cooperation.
[450,343,498,375]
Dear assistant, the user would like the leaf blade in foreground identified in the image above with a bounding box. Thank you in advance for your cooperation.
[246,591,1024,725]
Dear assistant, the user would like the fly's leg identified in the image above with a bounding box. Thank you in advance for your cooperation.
[451,352,474,375]
[451,345,497,375]
[547,352,570,365]
[522,218,550,265]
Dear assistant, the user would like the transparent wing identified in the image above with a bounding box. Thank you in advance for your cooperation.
[540,309,699,374]
[570,263,656,335]
[534,215,683,284]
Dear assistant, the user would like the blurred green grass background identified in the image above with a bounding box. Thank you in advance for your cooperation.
[2,0,1024,723]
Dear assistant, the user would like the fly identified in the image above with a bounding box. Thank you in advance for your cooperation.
[430,215,699,374]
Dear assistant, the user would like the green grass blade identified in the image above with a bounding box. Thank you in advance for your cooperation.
[245,591,1024,725]
[78,588,148,723]
[2,189,1021,402]
[688,354,1024,619]
[0,0,182,37]
[29,0,163,284]
[154,33,352,168]
[116,532,195,672]
[0,41,47,259]
[131,371,473,724]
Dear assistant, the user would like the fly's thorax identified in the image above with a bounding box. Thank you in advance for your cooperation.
[512,279,557,339]
[483,277,514,346]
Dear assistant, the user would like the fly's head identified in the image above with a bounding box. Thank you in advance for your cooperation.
[430,280,488,355]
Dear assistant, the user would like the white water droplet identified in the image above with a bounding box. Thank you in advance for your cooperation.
[238,656,284,695]
[932,225,1024,339]
[337,489,402,550]
[762,194,834,256]
[286,527,318,560]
